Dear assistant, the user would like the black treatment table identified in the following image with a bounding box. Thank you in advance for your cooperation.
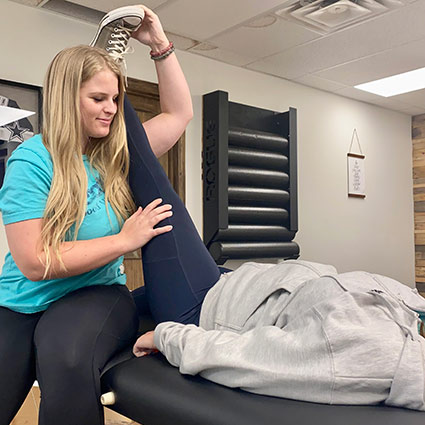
[101,338,425,425]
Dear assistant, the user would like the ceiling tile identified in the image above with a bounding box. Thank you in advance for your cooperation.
[246,47,313,80]
[188,46,256,67]
[69,0,168,13]
[393,89,425,109]
[334,86,384,103]
[165,31,197,50]
[334,87,417,113]
[293,74,348,92]
[370,96,417,113]
[42,0,103,24]
[209,16,320,59]
[11,0,44,5]
[314,37,425,86]
[248,0,425,80]
[155,0,290,41]
[400,106,425,116]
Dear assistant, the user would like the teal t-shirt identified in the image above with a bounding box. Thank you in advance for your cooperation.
[0,135,126,313]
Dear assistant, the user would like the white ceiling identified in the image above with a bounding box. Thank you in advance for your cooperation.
[16,0,425,115]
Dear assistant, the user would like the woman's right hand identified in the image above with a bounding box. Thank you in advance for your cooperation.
[119,198,172,252]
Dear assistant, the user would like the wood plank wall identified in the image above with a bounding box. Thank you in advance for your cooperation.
[413,113,425,294]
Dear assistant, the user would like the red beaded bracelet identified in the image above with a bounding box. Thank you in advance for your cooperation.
[150,42,174,58]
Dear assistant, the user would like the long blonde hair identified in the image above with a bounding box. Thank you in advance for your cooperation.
[41,45,135,277]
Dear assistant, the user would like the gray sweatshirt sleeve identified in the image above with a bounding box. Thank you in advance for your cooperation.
[153,320,334,401]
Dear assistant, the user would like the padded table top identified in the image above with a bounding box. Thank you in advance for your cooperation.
[101,353,425,425]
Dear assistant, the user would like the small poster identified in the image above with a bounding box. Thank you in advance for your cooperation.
[347,153,365,198]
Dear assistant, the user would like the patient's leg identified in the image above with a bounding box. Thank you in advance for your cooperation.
[124,96,220,325]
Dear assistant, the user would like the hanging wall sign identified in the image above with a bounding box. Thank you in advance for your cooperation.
[347,129,365,198]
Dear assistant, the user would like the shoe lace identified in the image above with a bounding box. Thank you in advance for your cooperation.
[106,26,134,85]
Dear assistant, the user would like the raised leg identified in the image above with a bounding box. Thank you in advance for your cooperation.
[124,95,220,325]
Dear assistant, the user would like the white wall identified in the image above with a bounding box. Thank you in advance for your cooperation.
[0,1,415,285]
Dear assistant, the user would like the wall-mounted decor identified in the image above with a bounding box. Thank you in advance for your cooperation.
[202,90,299,264]
[0,79,42,186]
[347,129,365,198]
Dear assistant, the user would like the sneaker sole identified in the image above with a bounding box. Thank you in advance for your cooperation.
[89,6,145,47]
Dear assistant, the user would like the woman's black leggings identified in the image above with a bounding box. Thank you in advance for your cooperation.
[0,97,220,425]
[0,285,138,425]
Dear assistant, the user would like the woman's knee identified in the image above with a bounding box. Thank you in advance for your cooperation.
[34,320,98,378]
[34,285,139,376]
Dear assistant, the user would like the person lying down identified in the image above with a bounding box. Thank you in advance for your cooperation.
[133,260,425,411]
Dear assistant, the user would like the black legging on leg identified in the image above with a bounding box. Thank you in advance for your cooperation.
[124,95,221,325]
[0,284,138,425]
[0,307,41,425]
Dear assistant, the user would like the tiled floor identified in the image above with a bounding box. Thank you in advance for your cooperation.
[10,386,141,425]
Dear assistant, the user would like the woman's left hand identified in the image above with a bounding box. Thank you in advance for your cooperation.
[133,330,159,357]
[131,5,169,52]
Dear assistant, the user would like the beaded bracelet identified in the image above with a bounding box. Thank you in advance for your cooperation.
[150,42,175,61]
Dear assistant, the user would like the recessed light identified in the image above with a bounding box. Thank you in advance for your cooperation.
[355,67,425,97]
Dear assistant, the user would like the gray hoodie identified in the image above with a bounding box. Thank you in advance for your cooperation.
[154,260,425,410]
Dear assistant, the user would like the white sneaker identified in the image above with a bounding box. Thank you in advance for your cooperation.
[89,6,145,63]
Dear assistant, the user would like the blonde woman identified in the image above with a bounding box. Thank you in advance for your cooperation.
[0,5,220,424]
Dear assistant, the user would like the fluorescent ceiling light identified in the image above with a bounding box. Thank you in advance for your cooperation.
[355,67,425,97]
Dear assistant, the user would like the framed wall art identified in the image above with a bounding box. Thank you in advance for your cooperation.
[0,79,42,185]
[347,128,366,198]
[347,152,365,198]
